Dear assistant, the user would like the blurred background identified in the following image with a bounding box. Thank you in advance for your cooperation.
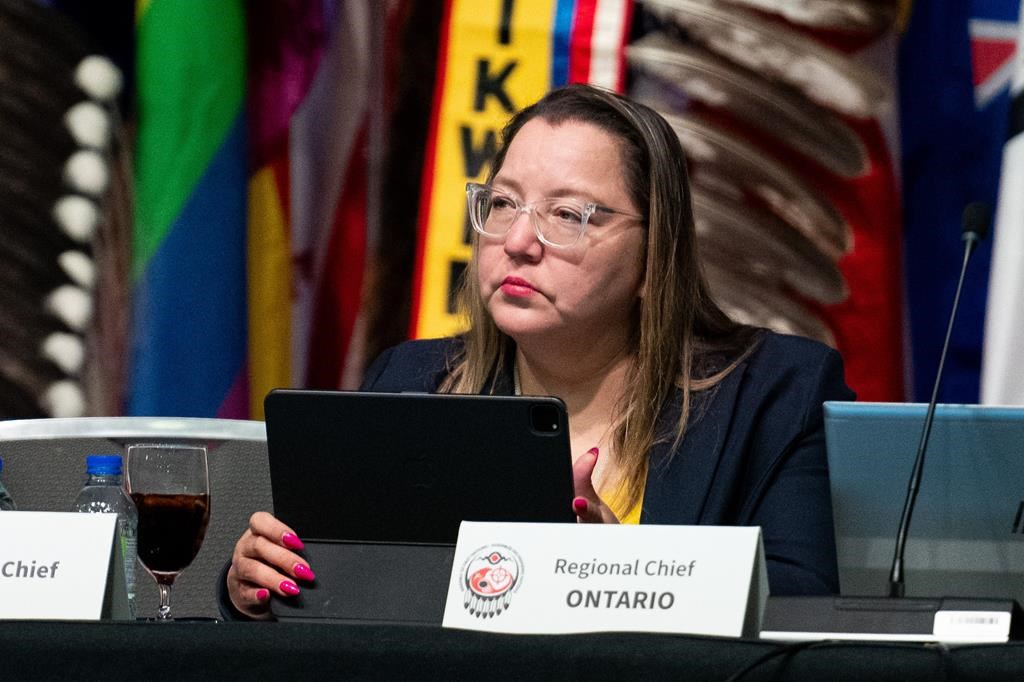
[1,0,1021,421]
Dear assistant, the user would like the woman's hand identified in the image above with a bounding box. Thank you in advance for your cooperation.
[571,447,619,524]
[226,511,316,619]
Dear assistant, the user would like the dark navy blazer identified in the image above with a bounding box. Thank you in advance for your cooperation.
[361,331,855,597]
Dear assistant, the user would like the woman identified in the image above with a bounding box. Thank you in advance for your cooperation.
[225,84,854,619]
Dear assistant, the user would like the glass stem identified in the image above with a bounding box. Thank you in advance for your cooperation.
[157,583,172,620]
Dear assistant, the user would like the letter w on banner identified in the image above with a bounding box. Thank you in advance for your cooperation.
[410,0,634,339]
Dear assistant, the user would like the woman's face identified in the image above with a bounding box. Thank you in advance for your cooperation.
[477,118,646,354]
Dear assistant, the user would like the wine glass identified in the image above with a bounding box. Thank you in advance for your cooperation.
[126,444,211,620]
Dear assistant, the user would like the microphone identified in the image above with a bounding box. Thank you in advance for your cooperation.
[961,200,991,247]
[760,202,1023,643]
[887,201,990,597]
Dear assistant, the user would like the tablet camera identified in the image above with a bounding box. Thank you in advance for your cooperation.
[530,403,561,434]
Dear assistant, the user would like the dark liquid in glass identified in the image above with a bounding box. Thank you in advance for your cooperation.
[131,492,211,584]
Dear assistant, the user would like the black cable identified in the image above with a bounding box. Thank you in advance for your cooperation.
[722,639,952,682]
[722,639,826,682]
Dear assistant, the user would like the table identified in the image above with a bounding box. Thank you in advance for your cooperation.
[3,621,1024,680]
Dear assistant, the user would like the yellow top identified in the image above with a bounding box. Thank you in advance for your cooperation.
[600,478,645,525]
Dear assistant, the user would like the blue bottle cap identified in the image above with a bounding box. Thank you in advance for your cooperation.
[85,454,123,475]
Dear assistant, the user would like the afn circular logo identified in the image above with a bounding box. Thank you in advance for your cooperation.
[460,544,523,618]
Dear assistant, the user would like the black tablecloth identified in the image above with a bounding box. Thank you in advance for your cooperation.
[5,621,1024,681]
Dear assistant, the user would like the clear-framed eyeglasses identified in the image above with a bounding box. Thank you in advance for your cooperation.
[465,182,643,249]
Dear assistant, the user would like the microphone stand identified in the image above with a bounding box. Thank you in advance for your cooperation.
[887,221,983,597]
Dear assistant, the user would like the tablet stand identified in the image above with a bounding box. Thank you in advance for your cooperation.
[269,540,456,624]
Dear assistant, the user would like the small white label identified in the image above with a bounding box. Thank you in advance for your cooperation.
[933,610,1012,641]
[442,522,766,637]
[0,511,122,620]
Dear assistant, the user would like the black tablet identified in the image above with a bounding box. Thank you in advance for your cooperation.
[264,389,576,544]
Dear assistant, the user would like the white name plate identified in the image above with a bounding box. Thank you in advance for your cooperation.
[0,511,128,620]
[442,522,767,637]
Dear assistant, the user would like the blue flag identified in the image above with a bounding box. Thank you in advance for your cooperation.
[900,0,1021,402]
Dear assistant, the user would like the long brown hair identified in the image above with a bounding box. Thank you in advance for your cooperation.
[441,84,760,512]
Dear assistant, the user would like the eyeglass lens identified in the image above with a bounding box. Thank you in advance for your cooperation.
[471,188,586,247]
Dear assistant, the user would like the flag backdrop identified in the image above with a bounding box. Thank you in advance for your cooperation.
[129,0,248,417]
[246,1,327,418]
[287,0,378,394]
[113,0,1024,415]
[131,1,382,419]
[981,0,1024,404]
[900,0,1020,403]
[410,0,633,339]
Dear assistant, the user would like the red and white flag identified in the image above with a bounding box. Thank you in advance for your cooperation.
[981,3,1024,405]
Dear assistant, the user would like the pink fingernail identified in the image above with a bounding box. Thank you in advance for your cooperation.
[586,447,599,458]
[573,497,588,514]
[294,563,316,582]
[282,532,305,550]
[255,589,270,602]
[279,580,300,596]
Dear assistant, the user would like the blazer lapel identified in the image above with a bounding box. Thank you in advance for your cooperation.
[640,360,748,525]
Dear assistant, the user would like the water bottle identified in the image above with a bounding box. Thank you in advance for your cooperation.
[71,454,138,614]
[0,456,15,511]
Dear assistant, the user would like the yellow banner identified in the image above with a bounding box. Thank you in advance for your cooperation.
[412,0,557,339]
